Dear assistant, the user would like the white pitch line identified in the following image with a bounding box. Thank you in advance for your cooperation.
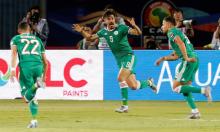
[169,118,220,122]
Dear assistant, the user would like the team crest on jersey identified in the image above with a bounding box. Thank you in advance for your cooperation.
[114,31,118,35]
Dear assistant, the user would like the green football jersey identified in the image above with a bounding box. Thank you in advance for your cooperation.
[97,24,133,59]
[10,33,45,67]
[167,27,196,59]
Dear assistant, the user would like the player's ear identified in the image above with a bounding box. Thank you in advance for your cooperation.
[17,29,21,34]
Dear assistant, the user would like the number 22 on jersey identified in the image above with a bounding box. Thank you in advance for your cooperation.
[21,39,39,55]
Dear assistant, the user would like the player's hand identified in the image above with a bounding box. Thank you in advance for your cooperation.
[186,57,196,62]
[72,24,83,33]
[127,18,136,27]
[10,70,16,82]
[98,17,104,24]
[155,57,164,66]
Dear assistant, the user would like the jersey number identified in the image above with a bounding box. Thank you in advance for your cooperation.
[109,36,113,43]
[21,39,39,55]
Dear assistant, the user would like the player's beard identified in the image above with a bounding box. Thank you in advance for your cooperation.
[108,23,115,30]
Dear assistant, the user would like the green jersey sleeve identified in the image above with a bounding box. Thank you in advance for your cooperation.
[97,29,104,38]
[10,36,19,47]
[120,24,131,36]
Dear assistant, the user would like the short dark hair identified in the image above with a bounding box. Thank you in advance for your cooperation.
[18,21,30,30]
[163,16,176,25]
[103,9,116,18]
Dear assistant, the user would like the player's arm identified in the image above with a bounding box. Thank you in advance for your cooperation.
[126,18,142,36]
[92,18,103,33]
[41,53,48,82]
[117,13,131,23]
[174,36,196,62]
[215,26,220,39]
[72,24,99,41]
[10,45,17,81]
[155,52,179,66]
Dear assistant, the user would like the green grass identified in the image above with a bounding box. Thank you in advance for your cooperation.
[0,100,220,132]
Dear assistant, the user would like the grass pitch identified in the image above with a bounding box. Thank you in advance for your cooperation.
[0,100,219,132]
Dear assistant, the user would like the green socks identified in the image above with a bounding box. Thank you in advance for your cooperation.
[183,93,197,109]
[29,100,38,119]
[136,80,150,89]
[139,80,149,89]
[25,85,37,102]
[180,85,201,94]
[121,88,128,106]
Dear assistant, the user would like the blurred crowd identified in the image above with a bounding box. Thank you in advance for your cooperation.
[21,6,49,46]
[70,6,220,50]
[20,5,219,50]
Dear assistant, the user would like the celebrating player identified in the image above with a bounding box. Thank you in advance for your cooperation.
[155,16,212,119]
[73,10,157,113]
[10,21,48,128]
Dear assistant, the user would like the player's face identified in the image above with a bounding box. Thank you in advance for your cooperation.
[161,20,169,33]
[104,15,116,29]
[173,11,183,21]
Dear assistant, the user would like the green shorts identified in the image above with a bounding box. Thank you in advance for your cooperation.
[116,54,136,74]
[175,58,199,83]
[19,65,43,96]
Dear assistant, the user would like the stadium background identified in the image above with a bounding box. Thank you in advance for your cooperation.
[0,0,220,100]
[0,50,220,101]
[1,1,220,131]
[1,0,220,49]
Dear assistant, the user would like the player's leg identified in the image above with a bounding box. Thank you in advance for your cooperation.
[27,65,44,128]
[174,60,211,101]
[19,68,35,102]
[27,99,38,128]
[25,66,43,101]
[172,80,200,119]
[126,74,157,92]
[123,54,156,92]
[183,92,200,119]
[183,81,200,119]
[173,60,211,119]
[20,66,43,128]
[115,68,131,113]
[19,68,38,128]
[115,54,135,113]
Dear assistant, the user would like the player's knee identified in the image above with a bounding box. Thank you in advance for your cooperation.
[172,86,181,93]
[118,76,125,82]
[183,93,189,97]
[129,83,137,90]
[119,81,128,89]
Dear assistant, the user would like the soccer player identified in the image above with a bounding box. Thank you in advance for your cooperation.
[73,10,157,113]
[155,16,212,119]
[93,9,126,50]
[10,21,48,128]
